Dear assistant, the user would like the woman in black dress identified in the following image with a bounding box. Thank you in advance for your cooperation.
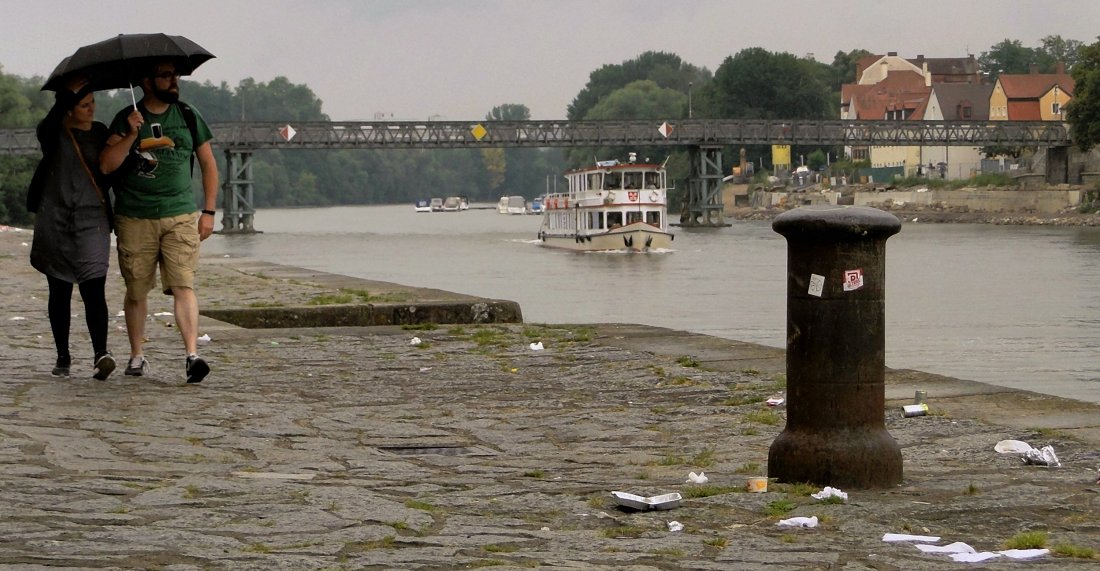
[28,77,138,380]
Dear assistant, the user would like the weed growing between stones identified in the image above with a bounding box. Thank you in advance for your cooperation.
[1004,530,1047,549]
[1052,543,1096,559]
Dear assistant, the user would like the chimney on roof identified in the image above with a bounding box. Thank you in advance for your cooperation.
[887,51,898,57]
[1029,63,1039,74]
[1055,61,1066,74]
[917,54,925,62]
[924,61,931,87]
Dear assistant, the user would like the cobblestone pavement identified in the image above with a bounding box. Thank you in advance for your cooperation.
[1,229,1098,570]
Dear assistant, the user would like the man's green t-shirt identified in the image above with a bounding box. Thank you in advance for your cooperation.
[108,103,213,219]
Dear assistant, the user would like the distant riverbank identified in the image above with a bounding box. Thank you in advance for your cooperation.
[731,184,1100,226]
[732,205,1100,226]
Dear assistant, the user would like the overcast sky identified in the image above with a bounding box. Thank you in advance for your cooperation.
[3,0,1098,121]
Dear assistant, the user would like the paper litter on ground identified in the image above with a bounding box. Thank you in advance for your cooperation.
[916,541,975,554]
[529,341,544,350]
[686,471,708,484]
[810,486,847,501]
[776,516,818,528]
[994,439,1061,467]
[883,532,940,543]
[409,337,421,345]
[667,521,684,532]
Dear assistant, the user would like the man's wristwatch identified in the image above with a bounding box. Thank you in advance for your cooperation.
[201,209,216,216]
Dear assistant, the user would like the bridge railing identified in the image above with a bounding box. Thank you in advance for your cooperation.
[0,119,1070,155]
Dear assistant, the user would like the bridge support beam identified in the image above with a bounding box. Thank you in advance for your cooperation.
[680,146,729,227]
[1045,145,1070,185]
[220,149,260,234]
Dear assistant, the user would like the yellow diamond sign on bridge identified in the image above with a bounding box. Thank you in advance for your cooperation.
[471,124,488,141]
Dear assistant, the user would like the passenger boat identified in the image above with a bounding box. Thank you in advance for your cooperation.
[497,196,509,214]
[430,198,444,212]
[414,199,432,212]
[537,157,674,252]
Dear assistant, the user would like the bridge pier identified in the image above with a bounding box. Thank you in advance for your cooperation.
[219,149,260,234]
[679,145,729,227]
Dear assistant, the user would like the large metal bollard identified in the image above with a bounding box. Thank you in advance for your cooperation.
[768,205,902,489]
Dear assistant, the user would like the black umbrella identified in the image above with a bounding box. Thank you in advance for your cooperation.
[42,33,214,99]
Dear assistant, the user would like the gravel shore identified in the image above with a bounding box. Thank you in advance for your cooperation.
[1,228,1098,570]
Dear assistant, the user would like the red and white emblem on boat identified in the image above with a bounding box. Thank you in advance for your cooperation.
[628,191,639,202]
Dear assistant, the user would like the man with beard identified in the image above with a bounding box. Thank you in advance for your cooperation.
[100,60,218,384]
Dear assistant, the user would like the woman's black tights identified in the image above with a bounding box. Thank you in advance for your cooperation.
[46,275,109,359]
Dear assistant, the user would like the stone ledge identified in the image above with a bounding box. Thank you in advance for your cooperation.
[202,300,523,329]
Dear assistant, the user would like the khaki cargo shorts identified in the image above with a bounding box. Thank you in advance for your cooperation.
[115,212,200,300]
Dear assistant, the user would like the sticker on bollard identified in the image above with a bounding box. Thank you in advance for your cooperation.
[902,403,928,417]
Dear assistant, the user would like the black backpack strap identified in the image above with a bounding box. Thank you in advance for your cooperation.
[177,101,200,176]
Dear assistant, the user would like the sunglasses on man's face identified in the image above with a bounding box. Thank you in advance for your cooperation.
[153,71,181,80]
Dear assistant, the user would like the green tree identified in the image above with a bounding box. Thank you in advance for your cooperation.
[979,39,1040,78]
[486,103,530,121]
[1067,38,1100,152]
[567,51,710,121]
[1036,35,1084,71]
[567,80,687,169]
[235,76,328,121]
[829,48,872,90]
[699,48,832,120]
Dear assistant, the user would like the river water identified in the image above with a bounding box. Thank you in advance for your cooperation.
[201,204,1100,404]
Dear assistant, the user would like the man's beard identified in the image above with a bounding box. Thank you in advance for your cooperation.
[153,86,179,104]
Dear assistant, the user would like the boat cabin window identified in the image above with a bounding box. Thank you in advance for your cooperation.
[626,212,642,225]
[589,211,604,229]
[587,173,601,190]
[644,172,660,189]
[605,174,621,190]
[624,172,643,189]
[607,212,623,228]
[646,211,661,226]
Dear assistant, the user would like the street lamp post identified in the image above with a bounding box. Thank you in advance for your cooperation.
[688,81,693,119]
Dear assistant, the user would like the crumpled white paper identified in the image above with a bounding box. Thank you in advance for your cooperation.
[1023,445,1060,467]
[409,337,421,345]
[776,516,818,528]
[883,532,941,543]
[911,541,1050,562]
[667,521,684,532]
[994,439,1060,467]
[811,486,847,501]
[529,341,544,350]
[197,333,211,345]
[949,549,1049,563]
[916,541,975,554]
[686,471,708,484]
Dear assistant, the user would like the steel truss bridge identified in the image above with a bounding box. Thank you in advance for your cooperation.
[0,119,1070,231]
